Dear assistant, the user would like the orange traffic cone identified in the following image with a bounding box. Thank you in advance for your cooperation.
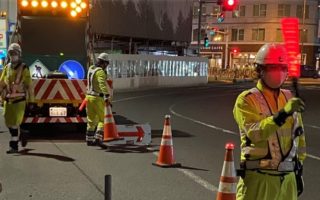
[103,101,123,142]
[153,115,181,168]
[216,143,237,200]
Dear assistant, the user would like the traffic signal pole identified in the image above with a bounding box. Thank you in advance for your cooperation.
[197,0,203,56]
[224,26,229,69]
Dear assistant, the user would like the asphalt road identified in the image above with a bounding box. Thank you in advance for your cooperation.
[0,81,319,200]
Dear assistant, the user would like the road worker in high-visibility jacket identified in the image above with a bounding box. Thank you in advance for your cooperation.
[85,53,110,146]
[0,43,34,154]
[233,43,306,200]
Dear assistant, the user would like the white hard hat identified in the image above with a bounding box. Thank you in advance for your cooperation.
[255,43,287,65]
[8,43,22,53]
[97,53,109,62]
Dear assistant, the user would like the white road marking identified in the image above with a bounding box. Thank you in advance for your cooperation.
[170,108,238,136]
[152,151,218,192]
[170,99,320,161]
[307,154,320,161]
[177,168,218,192]
[305,124,320,129]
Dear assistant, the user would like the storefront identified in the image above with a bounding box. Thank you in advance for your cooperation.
[200,44,224,68]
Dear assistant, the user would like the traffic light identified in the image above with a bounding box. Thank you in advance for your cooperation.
[204,36,209,47]
[222,0,238,11]
[218,0,238,11]
[209,27,218,36]
[217,12,225,23]
[231,47,240,54]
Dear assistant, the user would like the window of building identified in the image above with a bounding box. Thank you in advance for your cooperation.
[300,29,308,43]
[232,5,245,18]
[212,6,220,15]
[253,4,267,17]
[276,29,283,42]
[193,6,199,18]
[278,4,291,17]
[193,5,207,21]
[231,29,244,41]
[192,28,207,42]
[252,28,265,41]
[202,6,207,22]
[192,29,198,41]
[296,5,309,19]
[239,5,246,17]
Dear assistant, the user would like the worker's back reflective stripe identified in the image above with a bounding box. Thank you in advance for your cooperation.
[87,66,102,94]
[246,88,299,170]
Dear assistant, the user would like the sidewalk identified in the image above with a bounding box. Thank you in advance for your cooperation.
[208,76,254,84]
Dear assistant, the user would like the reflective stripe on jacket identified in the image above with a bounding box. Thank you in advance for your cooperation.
[0,63,33,102]
[86,65,109,96]
[233,80,306,170]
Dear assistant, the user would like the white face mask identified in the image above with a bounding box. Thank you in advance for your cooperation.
[10,55,20,64]
[262,70,287,89]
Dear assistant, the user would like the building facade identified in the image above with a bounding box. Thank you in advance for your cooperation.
[191,0,320,70]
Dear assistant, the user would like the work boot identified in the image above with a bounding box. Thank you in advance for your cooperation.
[86,141,97,146]
[6,141,18,154]
[86,131,96,146]
[19,129,28,148]
[95,130,104,146]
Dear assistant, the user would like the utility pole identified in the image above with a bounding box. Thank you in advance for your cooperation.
[224,26,229,69]
[197,0,203,56]
[301,0,306,65]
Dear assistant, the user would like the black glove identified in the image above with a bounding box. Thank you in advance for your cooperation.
[273,98,305,127]
[284,97,305,115]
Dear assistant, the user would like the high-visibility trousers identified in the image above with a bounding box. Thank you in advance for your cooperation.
[236,170,297,200]
[3,100,26,127]
[86,95,104,132]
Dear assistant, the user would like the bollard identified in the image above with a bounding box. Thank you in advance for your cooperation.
[105,175,111,200]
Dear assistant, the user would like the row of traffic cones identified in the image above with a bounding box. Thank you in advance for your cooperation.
[81,97,237,199]
[153,115,237,199]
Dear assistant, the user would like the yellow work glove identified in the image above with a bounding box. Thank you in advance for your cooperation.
[284,97,305,115]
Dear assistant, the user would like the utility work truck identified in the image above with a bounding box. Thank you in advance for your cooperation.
[14,0,151,146]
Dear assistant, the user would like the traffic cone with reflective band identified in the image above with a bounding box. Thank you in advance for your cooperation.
[153,115,181,168]
[216,143,237,200]
[103,101,123,142]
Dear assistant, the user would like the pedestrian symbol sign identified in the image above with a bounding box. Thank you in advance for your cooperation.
[29,59,50,79]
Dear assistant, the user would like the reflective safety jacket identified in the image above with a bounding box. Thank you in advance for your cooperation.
[233,80,306,171]
[86,65,109,97]
[0,63,33,102]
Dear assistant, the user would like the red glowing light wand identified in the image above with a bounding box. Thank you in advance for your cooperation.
[281,17,301,97]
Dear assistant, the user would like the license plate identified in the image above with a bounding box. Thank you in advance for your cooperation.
[49,107,67,117]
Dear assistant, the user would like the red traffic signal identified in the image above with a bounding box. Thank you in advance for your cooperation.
[222,0,238,11]
[231,47,240,54]
[217,12,225,23]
